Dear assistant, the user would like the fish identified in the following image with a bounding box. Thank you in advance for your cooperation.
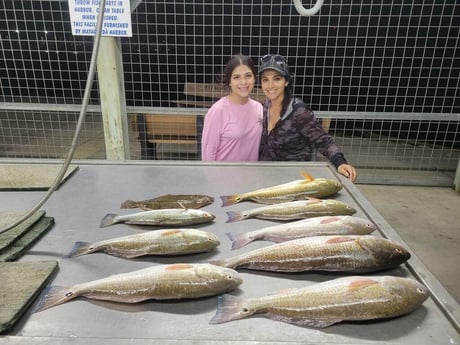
[211,235,410,273]
[220,172,342,206]
[34,263,242,312]
[66,229,220,258]
[226,216,377,250]
[225,199,356,223]
[209,275,428,328]
[120,194,214,210]
[100,208,216,228]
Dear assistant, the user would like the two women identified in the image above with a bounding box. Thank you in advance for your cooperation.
[201,54,357,182]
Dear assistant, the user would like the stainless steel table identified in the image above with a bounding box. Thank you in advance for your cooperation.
[0,160,459,345]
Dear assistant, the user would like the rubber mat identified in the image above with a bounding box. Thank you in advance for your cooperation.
[0,216,55,262]
[0,260,59,333]
[0,211,46,252]
[0,164,79,190]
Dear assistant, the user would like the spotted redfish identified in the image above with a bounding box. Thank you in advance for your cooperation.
[226,216,377,250]
[210,275,428,328]
[220,172,342,206]
[66,228,220,258]
[34,263,242,312]
[225,199,356,223]
[100,208,215,227]
[212,235,410,273]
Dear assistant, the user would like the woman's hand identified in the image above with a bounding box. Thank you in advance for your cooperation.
[337,164,357,182]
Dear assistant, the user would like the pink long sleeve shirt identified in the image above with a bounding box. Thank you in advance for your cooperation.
[201,96,263,161]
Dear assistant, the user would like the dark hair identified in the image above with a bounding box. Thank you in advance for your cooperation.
[223,55,257,86]
[281,76,294,116]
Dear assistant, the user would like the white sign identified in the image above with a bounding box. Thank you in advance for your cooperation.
[68,0,132,37]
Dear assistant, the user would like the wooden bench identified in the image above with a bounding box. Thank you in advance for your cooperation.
[136,113,204,160]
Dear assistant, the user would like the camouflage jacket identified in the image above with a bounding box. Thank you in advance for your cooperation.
[258,97,347,168]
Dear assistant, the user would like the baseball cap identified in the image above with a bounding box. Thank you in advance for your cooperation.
[258,54,290,78]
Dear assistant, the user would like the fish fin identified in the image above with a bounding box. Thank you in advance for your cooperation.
[165,263,194,271]
[209,294,253,324]
[348,278,379,291]
[99,213,118,228]
[177,202,188,210]
[65,241,92,258]
[226,232,252,250]
[319,216,340,224]
[325,236,355,244]
[225,211,245,223]
[120,200,137,209]
[220,195,240,207]
[300,171,314,182]
[266,314,339,328]
[33,285,75,313]
[161,229,183,236]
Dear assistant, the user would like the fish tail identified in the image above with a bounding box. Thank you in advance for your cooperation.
[209,294,251,324]
[99,213,118,228]
[225,211,245,223]
[226,232,252,250]
[220,195,239,207]
[64,241,92,258]
[33,285,75,313]
[120,200,137,209]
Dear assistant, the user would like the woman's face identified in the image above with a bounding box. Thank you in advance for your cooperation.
[260,69,288,103]
[229,64,255,99]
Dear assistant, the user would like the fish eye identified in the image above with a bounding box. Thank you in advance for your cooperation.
[417,287,425,293]
[242,307,249,312]
[395,248,403,253]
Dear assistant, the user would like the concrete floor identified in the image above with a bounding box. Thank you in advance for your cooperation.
[357,184,460,304]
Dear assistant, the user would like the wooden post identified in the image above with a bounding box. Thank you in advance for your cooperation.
[96,37,130,160]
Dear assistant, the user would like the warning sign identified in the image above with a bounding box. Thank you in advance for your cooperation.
[68,0,132,37]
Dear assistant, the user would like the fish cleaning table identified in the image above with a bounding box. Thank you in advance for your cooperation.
[0,160,459,345]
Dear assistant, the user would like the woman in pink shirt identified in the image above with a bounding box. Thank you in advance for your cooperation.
[201,55,263,161]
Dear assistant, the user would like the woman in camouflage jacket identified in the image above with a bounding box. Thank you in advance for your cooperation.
[258,54,357,182]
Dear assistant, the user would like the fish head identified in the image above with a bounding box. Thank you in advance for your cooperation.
[363,236,411,270]
[318,178,343,193]
[346,216,378,235]
[190,209,216,221]
[326,200,357,215]
[200,264,243,290]
[184,229,221,247]
[381,276,429,311]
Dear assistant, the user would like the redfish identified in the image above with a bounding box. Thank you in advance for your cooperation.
[34,263,242,312]
[100,208,215,227]
[66,229,220,258]
[211,235,410,273]
[210,275,428,328]
[226,216,377,249]
[225,199,356,223]
[220,172,342,206]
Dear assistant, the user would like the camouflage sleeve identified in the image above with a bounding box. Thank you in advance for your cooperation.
[295,104,348,168]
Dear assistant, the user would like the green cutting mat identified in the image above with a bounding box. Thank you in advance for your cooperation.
[0,260,59,333]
